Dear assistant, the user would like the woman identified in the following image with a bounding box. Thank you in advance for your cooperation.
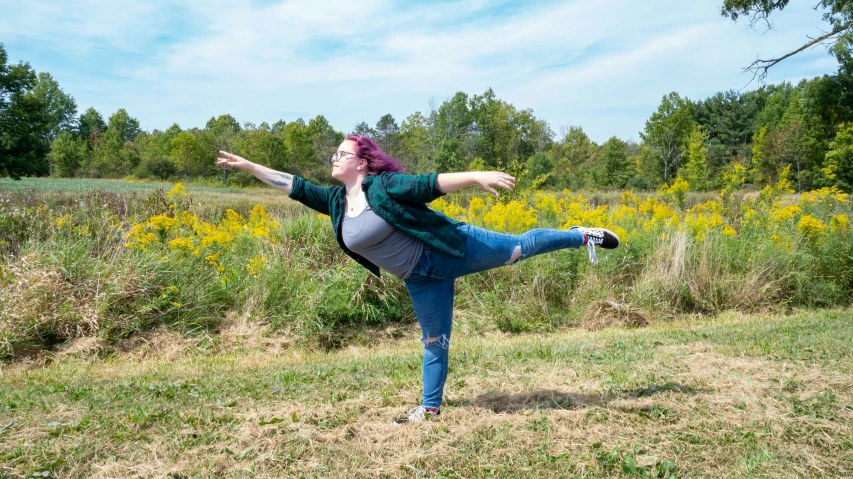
[217,135,620,423]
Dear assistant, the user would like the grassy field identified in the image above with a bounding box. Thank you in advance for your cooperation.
[0,177,298,207]
[1,309,851,478]
[0,176,710,206]
[1,177,851,477]
[0,177,267,195]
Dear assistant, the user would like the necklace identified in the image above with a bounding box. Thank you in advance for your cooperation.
[347,191,364,212]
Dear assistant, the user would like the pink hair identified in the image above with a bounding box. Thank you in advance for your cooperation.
[346,134,406,174]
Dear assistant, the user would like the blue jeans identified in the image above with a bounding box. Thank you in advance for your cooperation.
[403,224,585,408]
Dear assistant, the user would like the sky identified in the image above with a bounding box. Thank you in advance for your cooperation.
[0,0,840,144]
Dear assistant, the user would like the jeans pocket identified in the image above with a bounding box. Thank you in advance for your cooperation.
[412,247,431,277]
[415,246,451,279]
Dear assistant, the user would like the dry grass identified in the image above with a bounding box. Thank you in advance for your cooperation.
[583,300,649,330]
[0,254,102,358]
[1,309,851,478]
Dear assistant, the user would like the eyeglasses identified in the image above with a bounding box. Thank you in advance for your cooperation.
[331,150,358,162]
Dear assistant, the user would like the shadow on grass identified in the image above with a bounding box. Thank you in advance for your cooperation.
[452,382,706,413]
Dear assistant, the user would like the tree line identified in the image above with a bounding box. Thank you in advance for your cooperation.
[2,42,852,192]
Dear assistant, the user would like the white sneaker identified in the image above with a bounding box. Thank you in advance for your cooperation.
[393,405,440,424]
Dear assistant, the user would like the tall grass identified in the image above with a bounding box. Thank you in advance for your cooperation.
[0,179,851,359]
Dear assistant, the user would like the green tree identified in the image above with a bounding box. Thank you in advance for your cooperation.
[596,136,633,188]
[640,92,694,184]
[680,125,711,190]
[547,126,596,189]
[32,73,76,139]
[78,107,106,148]
[307,115,343,173]
[526,152,553,182]
[434,138,465,173]
[31,72,77,175]
[753,82,793,134]
[103,108,141,152]
[751,125,772,184]
[281,119,314,175]
[206,114,241,133]
[436,92,472,148]
[170,131,204,177]
[824,122,853,191]
[206,114,241,154]
[779,86,830,190]
[91,108,141,177]
[352,121,375,137]
[400,111,434,173]
[207,115,241,181]
[243,129,288,174]
[469,89,501,167]
[132,130,176,180]
[692,90,759,160]
[0,44,50,179]
[49,131,87,177]
[375,113,402,160]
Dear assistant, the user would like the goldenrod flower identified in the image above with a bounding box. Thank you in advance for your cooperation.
[798,215,826,241]
[167,182,187,200]
[247,254,268,275]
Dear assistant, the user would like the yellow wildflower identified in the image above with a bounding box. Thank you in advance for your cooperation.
[55,215,70,229]
[167,182,187,200]
[773,205,802,222]
[205,252,220,266]
[619,191,641,207]
[468,197,487,221]
[168,237,194,251]
[147,214,178,232]
[483,201,538,233]
[533,193,561,219]
[831,214,849,231]
[430,197,450,214]
[247,254,268,275]
[797,215,826,241]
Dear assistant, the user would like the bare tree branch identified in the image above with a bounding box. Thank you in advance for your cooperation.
[744,21,853,86]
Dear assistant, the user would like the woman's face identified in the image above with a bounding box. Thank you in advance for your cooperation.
[330,139,366,182]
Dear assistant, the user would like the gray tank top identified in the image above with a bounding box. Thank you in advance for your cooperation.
[342,205,425,279]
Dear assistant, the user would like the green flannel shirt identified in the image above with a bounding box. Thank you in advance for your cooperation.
[288,172,464,277]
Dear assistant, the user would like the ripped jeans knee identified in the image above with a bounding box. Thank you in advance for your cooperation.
[422,334,450,350]
[504,245,522,265]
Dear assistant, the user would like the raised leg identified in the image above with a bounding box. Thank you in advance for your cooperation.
[449,224,586,277]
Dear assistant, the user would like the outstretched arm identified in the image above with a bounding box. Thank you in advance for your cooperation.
[216,151,294,194]
[436,171,516,197]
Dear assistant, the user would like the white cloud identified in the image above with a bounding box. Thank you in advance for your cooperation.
[0,0,173,53]
[2,0,841,141]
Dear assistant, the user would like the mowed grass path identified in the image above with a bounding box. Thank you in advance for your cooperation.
[1,310,852,478]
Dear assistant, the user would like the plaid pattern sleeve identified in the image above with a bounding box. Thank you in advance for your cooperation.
[288,175,336,216]
[380,172,446,203]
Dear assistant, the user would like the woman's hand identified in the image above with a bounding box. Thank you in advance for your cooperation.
[216,151,254,173]
[475,171,516,197]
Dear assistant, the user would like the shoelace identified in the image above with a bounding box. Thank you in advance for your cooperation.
[575,227,602,265]
[586,239,598,264]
